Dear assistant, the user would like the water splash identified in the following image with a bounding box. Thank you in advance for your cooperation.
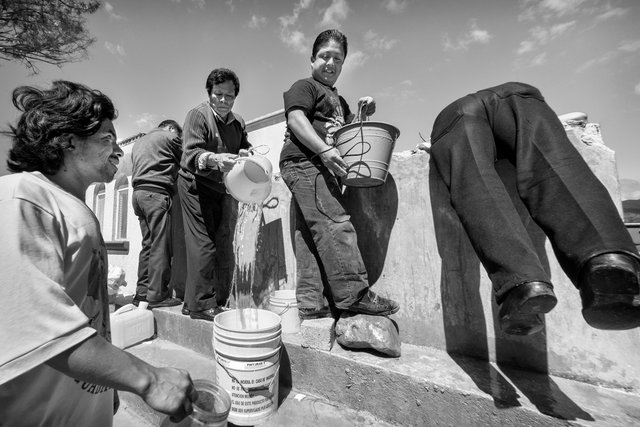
[232,202,262,329]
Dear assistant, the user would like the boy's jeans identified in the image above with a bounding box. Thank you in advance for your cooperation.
[281,159,369,310]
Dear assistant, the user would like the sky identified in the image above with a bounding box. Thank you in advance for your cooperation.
[1,0,640,181]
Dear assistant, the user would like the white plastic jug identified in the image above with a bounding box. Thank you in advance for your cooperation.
[110,302,155,348]
[223,154,273,203]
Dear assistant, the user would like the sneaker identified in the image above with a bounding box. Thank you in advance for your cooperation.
[299,306,332,320]
[147,297,182,309]
[346,290,399,316]
[181,304,190,316]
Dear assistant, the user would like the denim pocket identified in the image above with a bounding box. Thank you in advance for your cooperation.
[280,165,299,190]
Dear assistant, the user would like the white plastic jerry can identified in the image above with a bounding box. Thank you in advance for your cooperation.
[110,302,155,349]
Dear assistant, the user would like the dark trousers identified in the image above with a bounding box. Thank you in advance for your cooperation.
[132,189,172,302]
[429,82,639,304]
[281,160,368,309]
[177,174,228,312]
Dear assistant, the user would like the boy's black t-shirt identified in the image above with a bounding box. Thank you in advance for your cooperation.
[279,77,353,165]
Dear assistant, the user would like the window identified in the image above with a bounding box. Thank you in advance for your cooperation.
[113,176,129,240]
[93,183,106,230]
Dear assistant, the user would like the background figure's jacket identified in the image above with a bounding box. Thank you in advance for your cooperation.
[131,127,182,195]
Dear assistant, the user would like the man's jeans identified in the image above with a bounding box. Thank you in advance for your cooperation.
[132,189,172,302]
[429,82,639,303]
[281,160,368,310]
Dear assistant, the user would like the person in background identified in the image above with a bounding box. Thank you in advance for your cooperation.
[131,119,183,309]
[0,80,197,426]
[279,29,399,320]
[178,68,251,321]
[429,81,640,336]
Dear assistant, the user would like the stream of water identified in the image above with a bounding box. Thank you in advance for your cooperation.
[232,202,263,329]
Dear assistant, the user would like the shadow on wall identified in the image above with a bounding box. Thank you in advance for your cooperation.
[429,156,594,422]
[345,174,399,286]
[253,196,288,307]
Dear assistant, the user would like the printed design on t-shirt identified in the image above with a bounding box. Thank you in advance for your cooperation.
[74,379,111,395]
[81,245,109,338]
[324,94,346,146]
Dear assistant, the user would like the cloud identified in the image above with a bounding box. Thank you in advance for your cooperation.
[104,2,125,20]
[442,19,492,52]
[619,39,640,52]
[170,0,205,9]
[377,79,423,104]
[635,83,640,96]
[518,0,592,21]
[343,50,369,72]
[319,0,349,28]
[104,42,126,57]
[595,6,629,22]
[364,30,398,52]
[576,39,640,72]
[283,30,308,54]
[382,0,408,13]
[278,0,314,53]
[516,21,575,55]
[134,113,157,130]
[248,15,267,29]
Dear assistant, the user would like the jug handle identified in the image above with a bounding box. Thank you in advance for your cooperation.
[113,303,136,315]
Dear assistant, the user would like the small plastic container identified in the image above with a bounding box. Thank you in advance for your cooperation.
[161,379,232,427]
[109,302,155,348]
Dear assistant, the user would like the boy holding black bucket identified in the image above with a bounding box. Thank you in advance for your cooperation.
[279,29,400,320]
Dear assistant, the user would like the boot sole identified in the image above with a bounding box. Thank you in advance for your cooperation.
[344,306,400,316]
[581,261,640,330]
[499,293,558,336]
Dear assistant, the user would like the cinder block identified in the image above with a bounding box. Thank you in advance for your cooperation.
[300,318,336,351]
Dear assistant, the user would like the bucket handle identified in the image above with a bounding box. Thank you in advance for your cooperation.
[273,302,293,316]
[216,350,281,395]
[248,145,270,156]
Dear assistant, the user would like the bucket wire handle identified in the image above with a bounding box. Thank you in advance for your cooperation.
[274,302,292,316]
[215,350,281,394]
[248,145,270,156]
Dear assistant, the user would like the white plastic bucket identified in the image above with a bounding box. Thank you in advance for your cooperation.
[213,309,281,426]
[223,154,273,203]
[268,290,300,334]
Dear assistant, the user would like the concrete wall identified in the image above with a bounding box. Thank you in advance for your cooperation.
[98,118,640,392]
[267,120,638,391]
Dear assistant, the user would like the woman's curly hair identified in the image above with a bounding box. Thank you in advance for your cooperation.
[5,80,117,174]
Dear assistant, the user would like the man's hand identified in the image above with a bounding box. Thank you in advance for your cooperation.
[319,147,348,177]
[357,96,376,120]
[141,367,198,423]
[207,152,239,172]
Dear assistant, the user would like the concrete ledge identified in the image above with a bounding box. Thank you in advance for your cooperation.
[150,306,640,426]
[120,339,395,427]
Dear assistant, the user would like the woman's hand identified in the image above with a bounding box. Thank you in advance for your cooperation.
[318,147,348,177]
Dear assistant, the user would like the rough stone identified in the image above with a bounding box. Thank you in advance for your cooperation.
[300,317,336,351]
[335,313,401,357]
